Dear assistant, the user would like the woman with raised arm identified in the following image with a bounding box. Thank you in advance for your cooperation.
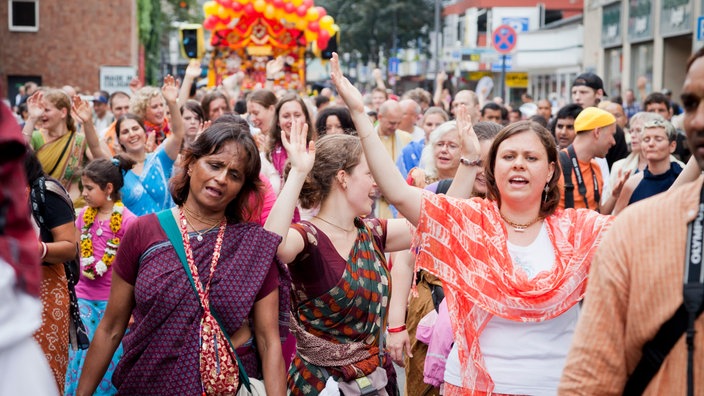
[22,89,106,203]
[331,53,614,395]
[264,119,411,395]
[116,75,184,216]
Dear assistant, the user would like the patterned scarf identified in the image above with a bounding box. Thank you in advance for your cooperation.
[412,192,613,393]
[144,118,171,147]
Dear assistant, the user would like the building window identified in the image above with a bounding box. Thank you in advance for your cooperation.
[8,0,38,32]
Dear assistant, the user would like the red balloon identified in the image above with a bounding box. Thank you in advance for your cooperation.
[284,3,295,13]
[244,3,255,16]
[272,0,284,8]
[204,17,216,30]
[316,6,326,18]
[232,2,242,11]
[296,5,308,17]
[308,21,319,32]
[220,0,232,7]
[318,29,330,41]
[317,37,328,49]
[303,0,313,7]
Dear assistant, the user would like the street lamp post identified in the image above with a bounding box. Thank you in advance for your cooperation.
[434,0,441,79]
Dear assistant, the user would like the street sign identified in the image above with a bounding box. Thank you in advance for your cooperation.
[698,16,704,41]
[388,57,400,75]
[492,24,518,54]
[491,55,512,71]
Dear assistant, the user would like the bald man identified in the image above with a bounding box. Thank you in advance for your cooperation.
[451,90,481,123]
[398,99,424,141]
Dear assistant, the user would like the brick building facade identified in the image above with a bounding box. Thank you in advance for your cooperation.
[0,0,138,99]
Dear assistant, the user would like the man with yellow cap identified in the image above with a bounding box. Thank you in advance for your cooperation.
[558,107,617,211]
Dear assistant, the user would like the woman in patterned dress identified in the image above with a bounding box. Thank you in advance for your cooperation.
[264,120,412,395]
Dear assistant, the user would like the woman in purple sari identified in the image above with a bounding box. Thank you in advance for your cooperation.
[76,121,290,395]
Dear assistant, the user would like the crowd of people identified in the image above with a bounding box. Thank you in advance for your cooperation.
[2,47,704,396]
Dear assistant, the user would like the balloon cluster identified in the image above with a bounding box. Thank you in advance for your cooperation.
[203,0,339,49]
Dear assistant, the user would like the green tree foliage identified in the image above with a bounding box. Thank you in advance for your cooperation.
[317,0,434,64]
[137,0,202,85]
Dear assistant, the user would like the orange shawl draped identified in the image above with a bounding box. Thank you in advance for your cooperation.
[412,192,613,394]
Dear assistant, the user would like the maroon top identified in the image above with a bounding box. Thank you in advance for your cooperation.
[289,218,387,303]
[112,214,285,394]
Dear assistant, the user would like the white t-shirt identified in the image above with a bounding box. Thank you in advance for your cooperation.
[444,223,580,395]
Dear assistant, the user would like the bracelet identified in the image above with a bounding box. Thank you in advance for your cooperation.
[388,324,407,333]
[40,241,47,260]
[459,157,482,167]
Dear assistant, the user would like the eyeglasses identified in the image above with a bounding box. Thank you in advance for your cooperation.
[434,141,460,150]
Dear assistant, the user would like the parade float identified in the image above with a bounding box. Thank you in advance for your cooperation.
[201,0,338,91]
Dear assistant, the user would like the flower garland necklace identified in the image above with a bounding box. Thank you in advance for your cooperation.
[80,201,124,280]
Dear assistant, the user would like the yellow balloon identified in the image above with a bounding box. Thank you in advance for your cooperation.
[319,15,334,30]
[203,1,219,16]
[217,5,227,17]
[254,0,266,13]
[305,7,319,22]
[236,0,247,4]
[331,24,340,33]
[304,29,317,43]
[274,8,284,20]
[264,4,275,19]
[291,0,303,6]
[295,18,307,30]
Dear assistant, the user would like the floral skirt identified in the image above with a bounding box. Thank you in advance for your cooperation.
[64,298,123,395]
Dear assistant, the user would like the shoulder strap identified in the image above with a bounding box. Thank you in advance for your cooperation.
[435,178,454,195]
[46,132,75,176]
[155,210,253,393]
[45,178,75,219]
[559,150,574,209]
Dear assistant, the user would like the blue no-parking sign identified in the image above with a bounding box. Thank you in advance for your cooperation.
[698,16,704,41]
[492,25,517,54]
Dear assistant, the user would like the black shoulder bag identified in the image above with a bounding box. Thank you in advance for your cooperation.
[559,150,574,208]
[622,186,704,396]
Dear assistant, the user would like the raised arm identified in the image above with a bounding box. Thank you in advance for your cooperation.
[330,53,423,225]
[161,75,185,160]
[432,71,448,112]
[263,119,314,263]
[22,91,44,146]
[72,95,108,160]
[446,106,481,199]
[178,59,202,107]
[264,56,285,90]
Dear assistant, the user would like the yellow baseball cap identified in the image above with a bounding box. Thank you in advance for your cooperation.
[574,107,616,133]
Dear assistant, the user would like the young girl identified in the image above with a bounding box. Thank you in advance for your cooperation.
[65,157,137,395]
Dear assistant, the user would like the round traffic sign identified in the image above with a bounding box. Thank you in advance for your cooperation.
[492,24,518,54]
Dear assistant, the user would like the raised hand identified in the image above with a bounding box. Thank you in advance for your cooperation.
[26,91,45,121]
[266,56,285,79]
[281,119,315,175]
[456,105,480,160]
[71,95,93,125]
[129,77,143,94]
[184,59,202,80]
[611,169,631,200]
[197,120,212,139]
[330,53,365,114]
[161,75,179,104]
[436,70,447,86]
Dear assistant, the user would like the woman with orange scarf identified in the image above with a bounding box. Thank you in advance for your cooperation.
[331,54,613,396]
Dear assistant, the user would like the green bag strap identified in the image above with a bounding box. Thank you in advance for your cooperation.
[156,210,253,393]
